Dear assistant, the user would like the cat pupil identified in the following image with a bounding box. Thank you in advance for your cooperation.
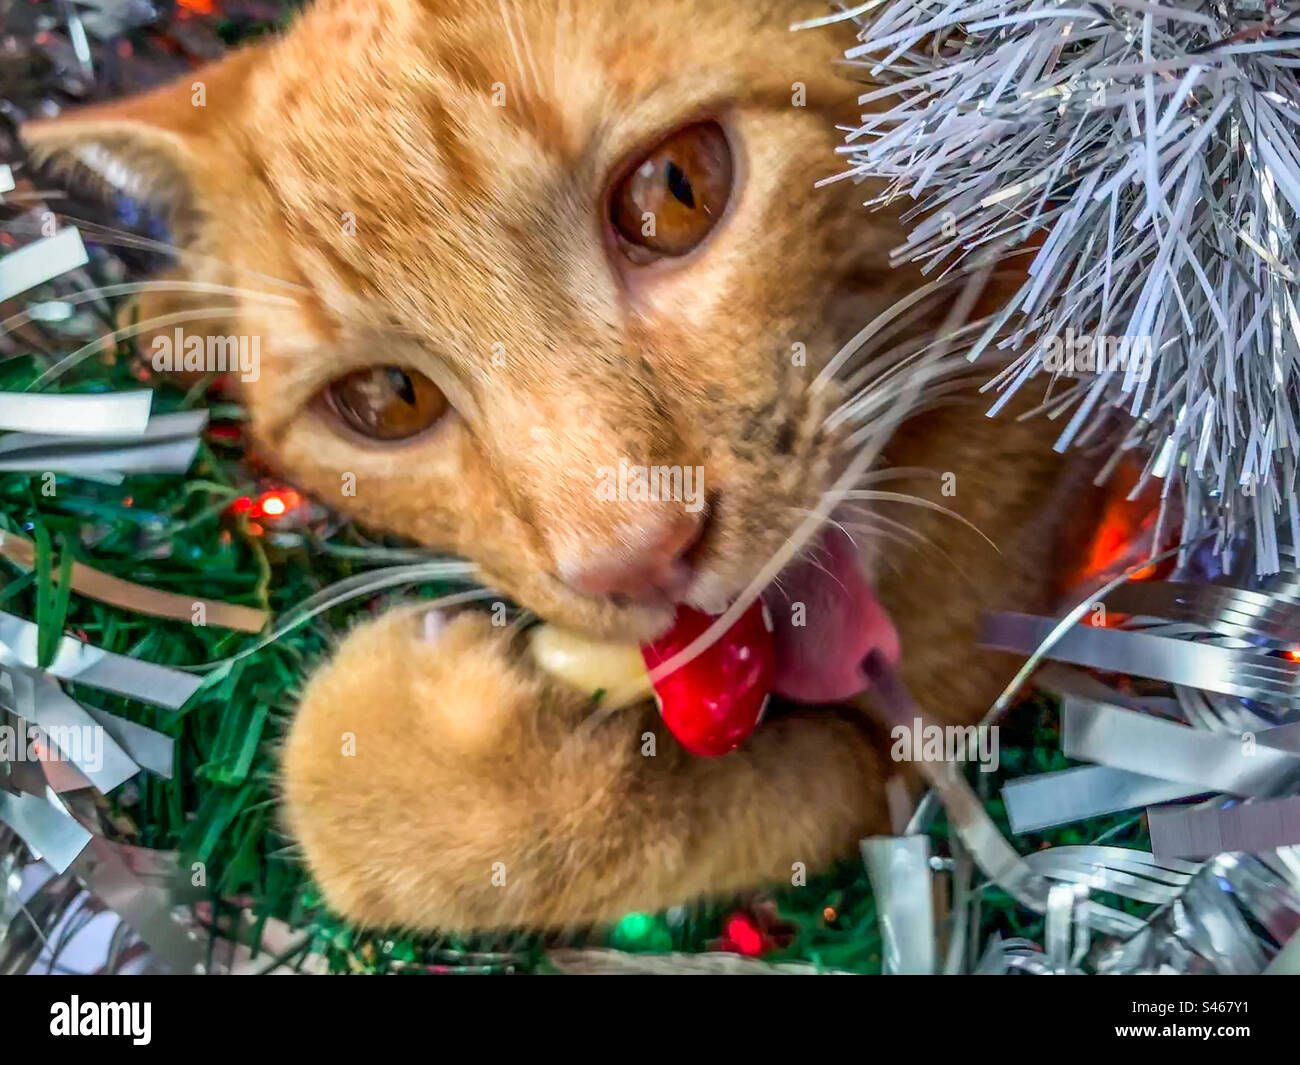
[666,161,695,209]
[387,367,416,405]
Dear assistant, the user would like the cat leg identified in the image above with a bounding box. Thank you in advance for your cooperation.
[282,608,890,932]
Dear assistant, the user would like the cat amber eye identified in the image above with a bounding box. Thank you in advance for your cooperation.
[610,122,733,259]
[325,366,448,441]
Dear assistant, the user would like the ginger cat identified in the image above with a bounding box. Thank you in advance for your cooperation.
[24,0,1102,931]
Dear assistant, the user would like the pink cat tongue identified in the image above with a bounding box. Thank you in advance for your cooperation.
[764,528,900,704]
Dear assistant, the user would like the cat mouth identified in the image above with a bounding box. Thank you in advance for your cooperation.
[639,527,900,756]
[761,526,900,705]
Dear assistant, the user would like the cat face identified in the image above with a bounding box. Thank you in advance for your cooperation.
[27,0,917,640]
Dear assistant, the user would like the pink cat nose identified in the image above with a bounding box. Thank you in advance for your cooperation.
[558,510,709,603]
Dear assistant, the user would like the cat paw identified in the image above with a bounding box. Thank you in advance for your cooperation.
[282,606,891,932]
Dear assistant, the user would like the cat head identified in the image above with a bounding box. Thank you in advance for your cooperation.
[25,0,920,640]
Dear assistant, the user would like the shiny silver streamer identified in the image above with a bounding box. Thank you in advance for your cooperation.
[862,654,1151,943]
[0,792,92,875]
[0,390,152,436]
[939,552,1300,973]
[1044,881,1090,973]
[82,704,173,781]
[0,611,202,709]
[1003,764,1199,833]
[813,2,1300,575]
[0,409,207,479]
[1149,797,1300,859]
[977,934,1060,974]
[0,619,184,874]
[985,611,1300,708]
[1060,695,1300,795]
[1,669,139,794]
[1091,858,1271,975]
[70,0,160,42]
[0,228,89,302]
[861,835,936,973]
[68,836,206,974]
[1266,922,1300,973]
[0,633,189,879]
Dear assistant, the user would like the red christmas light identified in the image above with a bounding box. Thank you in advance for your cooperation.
[226,489,302,523]
[721,912,766,957]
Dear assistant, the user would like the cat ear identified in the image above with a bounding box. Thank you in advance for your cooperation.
[20,44,267,219]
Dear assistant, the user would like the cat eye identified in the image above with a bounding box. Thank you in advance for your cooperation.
[325,366,448,441]
[610,122,733,259]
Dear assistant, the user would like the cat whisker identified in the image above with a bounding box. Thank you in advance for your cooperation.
[836,507,958,564]
[837,372,994,445]
[0,188,69,202]
[853,465,936,486]
[847,462,941,486]
[810,285,943,396]
[592,430,903,718]
[845,511,982,589]
[518,3,547,103]
[12,209,308,293]
[830,288,958,383]
[0,280,296,341]
[826,318,1002,432]
[835,314,996,401]
[28,304,240,389]
[833,516,932,557]
[498,0,545,114]
[827,358,975,440]
[777,536,850,595]
[839,490,998,552]
[832,362,982,434]
[553,0,571,102]
[812,261,996,393]
[783,505,859,551]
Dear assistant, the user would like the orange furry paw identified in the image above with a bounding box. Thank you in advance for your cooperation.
[283,606,889,932]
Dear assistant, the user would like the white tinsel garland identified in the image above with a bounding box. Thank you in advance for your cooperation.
[812,0,1300,574]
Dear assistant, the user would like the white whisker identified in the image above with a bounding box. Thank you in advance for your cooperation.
[840,490,998,551]
[11,210,308,294]
[498,0,543,112]
[1,280,295,342]
[29,305,240,389]
[812,261,996,391]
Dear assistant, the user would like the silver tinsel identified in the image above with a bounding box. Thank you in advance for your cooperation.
[858,536,1300,974]
[813,0,1300,575]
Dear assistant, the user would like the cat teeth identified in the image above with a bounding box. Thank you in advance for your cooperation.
[527,623,652,709]
[422,610,448,643]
